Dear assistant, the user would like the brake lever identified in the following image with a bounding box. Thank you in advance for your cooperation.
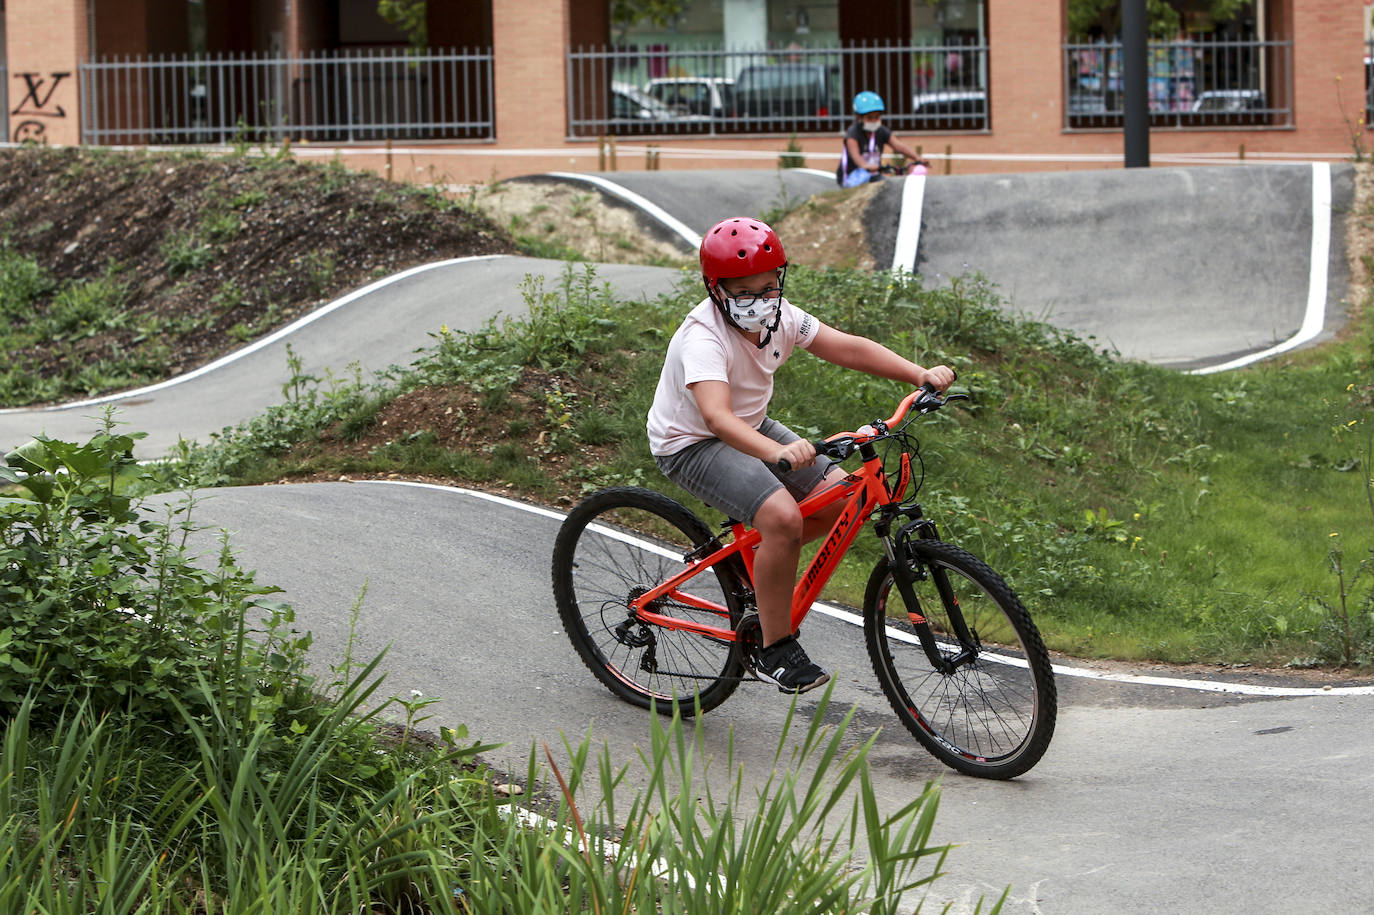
[774,435,856,474]
[819,436,857,460]
[916,390,969,413]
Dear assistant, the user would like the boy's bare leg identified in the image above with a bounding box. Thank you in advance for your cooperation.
[753,469,849,645]
[751,489,805,646]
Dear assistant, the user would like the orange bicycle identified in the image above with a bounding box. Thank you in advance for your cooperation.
[551,385,1057,778]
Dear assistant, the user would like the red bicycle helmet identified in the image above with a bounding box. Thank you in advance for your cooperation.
[699,217,787,290]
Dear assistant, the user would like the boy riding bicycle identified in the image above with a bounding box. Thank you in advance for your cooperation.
[646,217,955,693]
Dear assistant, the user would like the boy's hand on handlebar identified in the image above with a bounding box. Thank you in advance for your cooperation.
[775,439,816,471]
[920,365,957,392]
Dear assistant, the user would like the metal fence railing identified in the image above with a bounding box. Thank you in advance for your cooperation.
[568,40,989,138]
[79,48,494,145]
[1064,35,1292,129]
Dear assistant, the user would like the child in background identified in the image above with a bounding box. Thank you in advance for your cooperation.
[837,90,928,187]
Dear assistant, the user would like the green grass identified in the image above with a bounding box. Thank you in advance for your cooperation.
[156,262,1374,668]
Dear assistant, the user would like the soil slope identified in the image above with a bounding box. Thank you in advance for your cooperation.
[0,147,514,396]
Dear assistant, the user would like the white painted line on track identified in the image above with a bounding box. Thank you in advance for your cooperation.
[363,478,571,523]
[358,479,1374,698]
[891,173,927,273]
[500,806,711,892]
[0,255,509,415]
[546,172,703,250]
[789,167,839,180]
[1187,161,1332,375]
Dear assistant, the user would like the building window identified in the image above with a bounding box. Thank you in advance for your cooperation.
[1064,0,1292,129]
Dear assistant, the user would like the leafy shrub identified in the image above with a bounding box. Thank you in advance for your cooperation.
[302,249,337,295]
[200,207,243,243]
[154,355,376,488]
[0,416,312,731]
[417,263,631,387]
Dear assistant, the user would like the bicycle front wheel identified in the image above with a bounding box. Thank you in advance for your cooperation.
[863,539,1057,779]
[552,487,749,716]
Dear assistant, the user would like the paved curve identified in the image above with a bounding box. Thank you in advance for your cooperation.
[0,256,681,457]
[523,167,838,246]
[535,164,1354,372]
[876,162,1354,370]
[142,480,1374,915]
[5,167,1370,912]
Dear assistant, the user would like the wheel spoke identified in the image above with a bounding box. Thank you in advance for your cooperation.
[553,490,747,715]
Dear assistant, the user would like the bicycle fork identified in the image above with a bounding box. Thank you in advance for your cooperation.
[881,513,979,675]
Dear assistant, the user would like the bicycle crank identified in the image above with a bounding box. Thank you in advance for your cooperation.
[733,611,763,672]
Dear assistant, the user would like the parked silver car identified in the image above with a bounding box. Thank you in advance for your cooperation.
[612,81,712,125]
[643,77,735,119]
[611,81,680,121]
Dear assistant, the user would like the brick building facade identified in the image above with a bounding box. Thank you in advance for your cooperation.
[1,1,1366,183]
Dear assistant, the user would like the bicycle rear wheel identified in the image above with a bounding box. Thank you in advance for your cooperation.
[552,487,749,716]
[863,539,1057,779]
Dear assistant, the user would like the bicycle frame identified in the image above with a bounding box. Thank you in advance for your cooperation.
[626,435,913,643]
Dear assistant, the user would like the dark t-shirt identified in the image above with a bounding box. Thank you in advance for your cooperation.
[837,123,893,184]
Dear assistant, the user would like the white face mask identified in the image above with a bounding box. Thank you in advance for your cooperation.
[722,290,782,333]
[862,119,882,132]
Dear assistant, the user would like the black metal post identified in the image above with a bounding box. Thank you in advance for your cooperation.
[1122,0,1149,168]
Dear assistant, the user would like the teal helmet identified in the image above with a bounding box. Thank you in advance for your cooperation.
[853,91,885,115]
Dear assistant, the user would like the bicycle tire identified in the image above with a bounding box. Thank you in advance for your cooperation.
[863,539,1057,779]
[552,487,750,716]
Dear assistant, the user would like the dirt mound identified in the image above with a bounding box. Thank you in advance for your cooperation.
[0,147,515,397]
[460,173,877,272]
[773,180,884,271]
[461,177,694,267]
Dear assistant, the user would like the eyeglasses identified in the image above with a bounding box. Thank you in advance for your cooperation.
[721,286,783,307]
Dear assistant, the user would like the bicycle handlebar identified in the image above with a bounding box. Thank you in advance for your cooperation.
[878,160,930,177]
[774,381,966,473]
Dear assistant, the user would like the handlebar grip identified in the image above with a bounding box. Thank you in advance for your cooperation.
[920,368,957,394]
[773,439,829,474]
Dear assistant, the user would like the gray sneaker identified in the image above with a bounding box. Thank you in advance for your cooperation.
[755,635,830,694]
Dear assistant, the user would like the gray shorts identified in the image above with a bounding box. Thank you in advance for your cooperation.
[653,417,832,523]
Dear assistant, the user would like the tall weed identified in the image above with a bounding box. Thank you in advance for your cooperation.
[460,686,990,914]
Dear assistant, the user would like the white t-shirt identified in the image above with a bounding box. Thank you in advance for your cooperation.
[647,297,825,456]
